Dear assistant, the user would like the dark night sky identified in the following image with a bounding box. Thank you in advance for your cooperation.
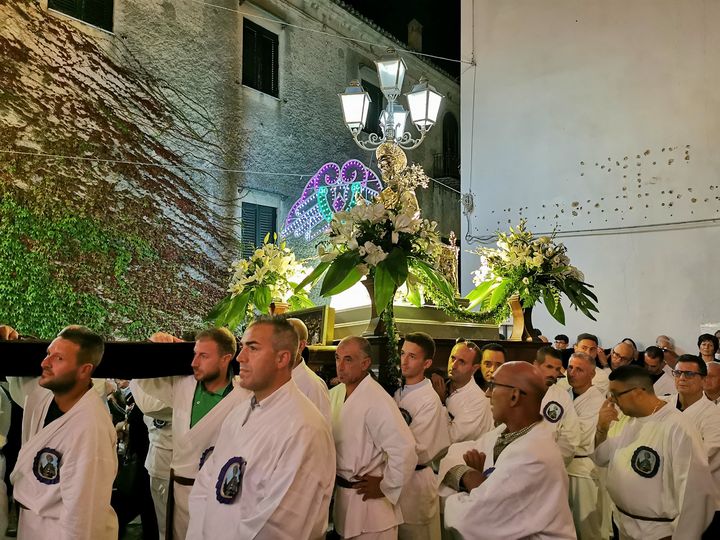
[343,0,461,77]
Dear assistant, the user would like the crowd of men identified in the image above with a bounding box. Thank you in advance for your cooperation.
[0,322,719,540]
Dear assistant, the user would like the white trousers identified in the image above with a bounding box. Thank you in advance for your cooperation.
[399,508,441,540]
[569,474,604,540]
[172,482,191,540]
[345,526,398,540]
[150,475,169,540]
[0,456,7,537]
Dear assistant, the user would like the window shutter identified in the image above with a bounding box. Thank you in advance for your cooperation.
[362,80,384,136]
[241,203,277,259]
[83,0,114,31]
[242,19,279,97]
[257,205,277,245]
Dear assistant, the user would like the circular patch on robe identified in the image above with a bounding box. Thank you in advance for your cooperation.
[33,447,62,485]
[199,446,215,470]
[215,457,246,504]
[542,401,564,423]
[631,446,660,478]
[153,419,168,429]
[399,407,413,425]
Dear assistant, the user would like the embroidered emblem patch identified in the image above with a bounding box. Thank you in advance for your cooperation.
[152,419,168,429]
[543,401,564,423]
[215,457,246,504]
[199,446,215,470]
[631,446,660,478]
[33,448,61,485]
[399,407,413,425]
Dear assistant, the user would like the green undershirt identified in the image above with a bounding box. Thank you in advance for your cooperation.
[190,380,233,428]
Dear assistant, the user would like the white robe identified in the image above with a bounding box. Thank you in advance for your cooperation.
[662,394,720,490]
[441,422,576,540]
[541,383,581,465]
[394,380,450,532]
[591,403,717,539]
[445,379,493,444]
[10,385,118,540]
[0,385,12,537]
[186,380,335,540]
[591,369,609,396]
[292,360,332,425]
[653,369,676,397]
[567,386,605,540]
[330,375,417,538]
[131,376,251,539]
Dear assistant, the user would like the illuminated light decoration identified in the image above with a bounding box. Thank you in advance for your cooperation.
[284,160,383,241]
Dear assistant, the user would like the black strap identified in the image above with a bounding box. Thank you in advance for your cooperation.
[415,464,428,471]
[335,475,359,489]
[616,505,675,523]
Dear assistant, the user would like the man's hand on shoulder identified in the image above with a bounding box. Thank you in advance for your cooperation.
[0,325,19,341]
[149,331,183,343]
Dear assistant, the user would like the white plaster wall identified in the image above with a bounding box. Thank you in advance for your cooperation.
[460,0,720,352]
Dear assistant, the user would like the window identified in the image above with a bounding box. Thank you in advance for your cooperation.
[48,0,114,32]
[242,19,279,97]
[241,203,277,258]
[362,80,384,136]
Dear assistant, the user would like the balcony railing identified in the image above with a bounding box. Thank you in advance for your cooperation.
[433,153,460,180]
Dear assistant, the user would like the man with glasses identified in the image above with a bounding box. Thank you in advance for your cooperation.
[662,356,720,511]
[644,346,675,397]
[591,365,716,539]
[534,347,580,465]
[431,340,493,443]
[439,362,575,539]
[609,341,635,371]
[554,334,570,350]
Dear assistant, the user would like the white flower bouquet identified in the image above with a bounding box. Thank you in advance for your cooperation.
[467,220,597,324]
[208,235,313,329]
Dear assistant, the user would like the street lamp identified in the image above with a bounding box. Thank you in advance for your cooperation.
[339,49,443,151]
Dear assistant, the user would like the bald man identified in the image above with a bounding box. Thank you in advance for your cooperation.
[705,362,720,405]
[439,362,575,539]
[287,318,331,424]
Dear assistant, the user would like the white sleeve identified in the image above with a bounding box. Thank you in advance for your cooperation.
[0,387,11,448]
[6,377,39,408]
[131,379,173,422]
[701,407,720,483]
[366,400,418,504]
[410,399,450,464]
[129,377,175,417]
[554,397,581,464]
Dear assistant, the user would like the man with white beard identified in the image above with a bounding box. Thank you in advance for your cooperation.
[394,333,450,540]
[330,336,417,540]
[566,352,605,540]
[534,347,580,464]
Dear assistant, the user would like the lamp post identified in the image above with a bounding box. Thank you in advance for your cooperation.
[339,49,443,151]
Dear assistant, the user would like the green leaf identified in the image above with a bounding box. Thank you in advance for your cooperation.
[405,279,422,307]
[374,261,397,313]
[553,299,566,325]
[296,261,330,290]
[383,248,409,287]
[225,290,252,329]
[487,279,512,310]
[410,258,455,301]
[466,280,494,304]
[543,288,565,325]
[253,284,272,313]
[320,252,361,296]
[289,294,314,310]
[207,294,233,324]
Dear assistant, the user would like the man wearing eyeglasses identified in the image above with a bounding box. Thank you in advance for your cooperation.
[609,341,635,371]
[534,347,580,465]
[438,362,575,539]
[591,365,716,540]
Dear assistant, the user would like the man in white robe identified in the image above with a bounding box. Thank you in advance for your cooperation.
[130,328,251,540]
[331,335,417,539]
[132,383,174,540]
[439,361,575,540]
[535,347,580,464]
[394,333,450,540]
[5,325,118,540]
[287,318,331,424]
[566,352,605,540]
[186,317,335,540]
[592,365,717,539]
[644,346,675,397]
[704,361,720,405]
[430,341,493,444]
[574,333,609,395]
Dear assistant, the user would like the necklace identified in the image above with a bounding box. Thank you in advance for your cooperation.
[650,400,666,415]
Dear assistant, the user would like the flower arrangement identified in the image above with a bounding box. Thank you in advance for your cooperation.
[467,220,598,324]
[300,160,452,316]
[208,235,313,329]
